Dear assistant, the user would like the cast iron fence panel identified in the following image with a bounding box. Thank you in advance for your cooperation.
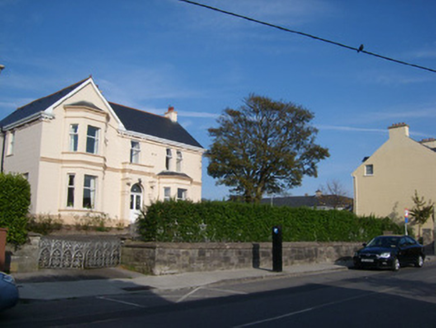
[38,236,121,269]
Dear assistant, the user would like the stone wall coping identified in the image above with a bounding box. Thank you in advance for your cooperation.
[123,241,362,249]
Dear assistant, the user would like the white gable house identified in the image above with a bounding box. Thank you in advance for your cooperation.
[0,77,205,226]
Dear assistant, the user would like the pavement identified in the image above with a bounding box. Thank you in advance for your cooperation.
[11,261,353,301]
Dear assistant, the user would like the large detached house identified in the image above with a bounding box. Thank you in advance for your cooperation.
[0,77,205,225]
[352,123,436,237]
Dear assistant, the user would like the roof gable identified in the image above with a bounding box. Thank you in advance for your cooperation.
[110,102,203,149]
[0,78,89,129]
[352,125,436,176]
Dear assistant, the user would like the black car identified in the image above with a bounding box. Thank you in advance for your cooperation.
[353,235,425,271]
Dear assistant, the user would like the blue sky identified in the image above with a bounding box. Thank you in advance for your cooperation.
[1,0,436,200]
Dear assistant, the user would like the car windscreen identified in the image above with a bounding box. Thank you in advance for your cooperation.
[367,237,399,248]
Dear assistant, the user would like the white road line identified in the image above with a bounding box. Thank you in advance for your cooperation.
[176,286,203,303]
[96,296,147,308]
[234,308,314,327]
[233,287,396,327]
[204,287,248,295]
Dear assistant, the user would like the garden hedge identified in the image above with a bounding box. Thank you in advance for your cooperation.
[137,200,404,243]
[0,173,31,245]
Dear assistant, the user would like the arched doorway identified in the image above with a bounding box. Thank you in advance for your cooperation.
[129,183,143,222]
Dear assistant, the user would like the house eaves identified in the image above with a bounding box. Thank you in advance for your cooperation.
[119,129,205,153]
[2,111,55,130]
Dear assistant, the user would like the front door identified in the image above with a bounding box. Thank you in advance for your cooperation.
[129,183,143,223]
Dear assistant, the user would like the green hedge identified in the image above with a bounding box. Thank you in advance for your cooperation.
[0,173,31,245]
[137,200,404,243]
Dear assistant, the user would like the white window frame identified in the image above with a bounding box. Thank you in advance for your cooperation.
[166,149,172,170]
[177,188,187,201]
[86,126,100,154]
[7,131,15,155]
[365,164,374,176]
[67,174,75,207]
[69,124,79,152]
[176,150,183,172]
[164,187,171,201]
[130,141,140,164]
[83,175,97,209]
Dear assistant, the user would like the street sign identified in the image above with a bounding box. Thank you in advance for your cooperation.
[404,208,409,235]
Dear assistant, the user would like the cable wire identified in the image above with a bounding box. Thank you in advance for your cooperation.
[179,0,436,74]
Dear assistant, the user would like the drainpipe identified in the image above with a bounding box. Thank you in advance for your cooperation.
[1,127,5,173]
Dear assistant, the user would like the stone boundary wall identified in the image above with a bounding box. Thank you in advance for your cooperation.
[121,241,362,275]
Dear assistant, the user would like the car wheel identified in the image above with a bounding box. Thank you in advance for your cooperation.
[415,255,424,268]
[392,257,400,271]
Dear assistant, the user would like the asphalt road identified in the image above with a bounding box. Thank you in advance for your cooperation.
[2,261,436,327]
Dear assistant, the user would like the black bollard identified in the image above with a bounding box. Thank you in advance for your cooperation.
[272,226,282,272]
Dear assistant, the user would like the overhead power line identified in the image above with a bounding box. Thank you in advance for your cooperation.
[179,0,436,74]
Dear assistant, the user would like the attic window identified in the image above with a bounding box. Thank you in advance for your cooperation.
[365,164,374,176]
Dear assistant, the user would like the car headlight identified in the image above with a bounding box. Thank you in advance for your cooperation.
[377,252,391,259]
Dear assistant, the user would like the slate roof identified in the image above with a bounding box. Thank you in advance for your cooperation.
[261,194,353,210]
[0,78,203,149]
[110,102,203,148]
[0,78,88,128]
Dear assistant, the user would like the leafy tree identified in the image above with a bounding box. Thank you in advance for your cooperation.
[409,190,434,238]
[206,94,329,203]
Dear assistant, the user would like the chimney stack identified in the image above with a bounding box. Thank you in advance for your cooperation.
[388,122,409,139]
[420,138,436,149]
[165,106,178,122]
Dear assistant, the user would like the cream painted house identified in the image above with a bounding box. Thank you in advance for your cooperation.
[0,77,205,225]
[352,123,436,235]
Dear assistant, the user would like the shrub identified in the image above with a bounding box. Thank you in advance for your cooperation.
[137,200,404,243]
[0,173,31,245]
[27,214,63,235]
[74,213,111,232]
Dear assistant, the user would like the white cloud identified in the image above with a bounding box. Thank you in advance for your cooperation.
[317,124,386,134]
[178,111,219,119]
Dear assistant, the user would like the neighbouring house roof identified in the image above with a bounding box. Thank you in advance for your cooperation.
[0,78,203,149]
[261,193,353,210]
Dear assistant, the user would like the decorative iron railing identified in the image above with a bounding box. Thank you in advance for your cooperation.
[38,236,121,269]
